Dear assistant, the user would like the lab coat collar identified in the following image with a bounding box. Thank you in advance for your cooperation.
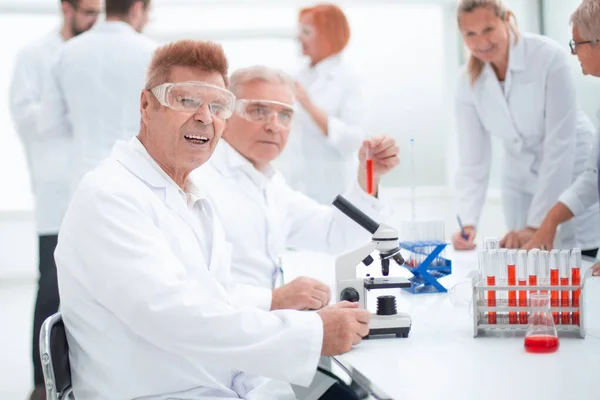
[112,136,208,201]
[90,20,138,35]
[211,140,275,188]
[311,53,343,77]
[507,34,526,72]
[113,137,221,271]
[50,28,66,44]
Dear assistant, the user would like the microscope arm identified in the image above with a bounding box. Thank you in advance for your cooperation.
[335,241,377,283]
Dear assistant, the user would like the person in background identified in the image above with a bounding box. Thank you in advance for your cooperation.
[194,65,399,399]
[39,0,156,195]
[451,0,600,256]
[8,1,101,398]
[279,3,367,205]
[55,39,370,399]
[196,65,397,298]
[526,0,600,275]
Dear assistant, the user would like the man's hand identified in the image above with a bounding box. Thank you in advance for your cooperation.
[270,277,331,311]
[317,301,371,356]
[523,226,557,251]
[357,135,400,194]
[591,262,600,277]
[500,228,537,249]
[452,225,476,250]
[294,81,311,108]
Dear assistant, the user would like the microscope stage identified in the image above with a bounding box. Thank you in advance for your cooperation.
[363,277,412,290]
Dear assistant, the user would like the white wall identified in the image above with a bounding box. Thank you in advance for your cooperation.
[0,0,457,214]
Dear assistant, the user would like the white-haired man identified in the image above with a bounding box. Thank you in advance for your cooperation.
[525,0,600,274]
[193,65,400,399]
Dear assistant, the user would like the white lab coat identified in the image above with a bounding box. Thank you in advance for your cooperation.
[193,141,385,289]
[39,21,157,194]
[280,53,367,205]
[55,137,323,399]
[9,31,68,234]
[455,32,600,249]
[559,110,600,218]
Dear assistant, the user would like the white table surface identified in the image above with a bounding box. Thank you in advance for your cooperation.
[282,248,600,400]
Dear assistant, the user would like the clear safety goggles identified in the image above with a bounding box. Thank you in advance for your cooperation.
[151,81,236,120]
[234,99,295,128]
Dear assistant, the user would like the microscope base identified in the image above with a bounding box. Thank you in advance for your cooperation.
[365,313,412,339]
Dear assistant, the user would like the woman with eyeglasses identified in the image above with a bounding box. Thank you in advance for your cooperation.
[280,3,368,205]
[451,0,600,255]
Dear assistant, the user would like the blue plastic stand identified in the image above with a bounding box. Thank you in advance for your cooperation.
[399,241,452,294]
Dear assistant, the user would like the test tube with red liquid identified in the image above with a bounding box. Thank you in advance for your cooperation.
[365,147,374,195]
[559,250,571,325]
[507,250,517,324]
[497,249,508,324]
[486,250,498,324]
[517,250,528,324]
[549,249,560,324]
[571,248,581,326]
[528,249,539,294]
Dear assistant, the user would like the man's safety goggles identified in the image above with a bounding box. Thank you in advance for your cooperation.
[234,99,295,128]
[151,81,236,120]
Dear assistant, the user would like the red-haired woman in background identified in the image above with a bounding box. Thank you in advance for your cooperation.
[283,3,369,205]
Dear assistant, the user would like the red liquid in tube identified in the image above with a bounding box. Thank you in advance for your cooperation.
[550,269,559,324]
[518,280,528,324]
[487,276,496,324]
[366,159,374,195]
[507,264,517,324]
[572,267,581,326]
[560,277,570,325]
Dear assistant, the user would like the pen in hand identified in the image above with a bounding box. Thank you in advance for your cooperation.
[456,215,468,240]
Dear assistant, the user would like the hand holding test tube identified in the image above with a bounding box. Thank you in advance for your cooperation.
[358,136,400,196]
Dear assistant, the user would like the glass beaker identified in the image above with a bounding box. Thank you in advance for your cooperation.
[524,292,559,353]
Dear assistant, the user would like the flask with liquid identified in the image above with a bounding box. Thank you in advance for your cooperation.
[524,292,559,353]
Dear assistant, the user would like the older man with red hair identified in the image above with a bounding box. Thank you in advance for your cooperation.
[55,39,371,400]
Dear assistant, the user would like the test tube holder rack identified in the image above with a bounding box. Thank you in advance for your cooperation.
[472,275,588,338]
[399,241,452,294]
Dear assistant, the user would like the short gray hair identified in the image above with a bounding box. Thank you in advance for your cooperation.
[571,0,600,40]
[229,65,296,98]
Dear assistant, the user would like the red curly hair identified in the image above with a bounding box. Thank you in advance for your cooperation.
[145,40,229,89]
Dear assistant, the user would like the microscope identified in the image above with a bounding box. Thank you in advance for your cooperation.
[332,195,412,338]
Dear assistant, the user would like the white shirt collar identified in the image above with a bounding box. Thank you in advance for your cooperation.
[91,20,137,35]
[126,136,209,202]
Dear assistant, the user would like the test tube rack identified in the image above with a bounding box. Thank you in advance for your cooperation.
[399,241,452,294]
[472,273,589,338]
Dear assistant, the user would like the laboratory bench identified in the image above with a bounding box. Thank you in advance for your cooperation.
[281,248,600,400]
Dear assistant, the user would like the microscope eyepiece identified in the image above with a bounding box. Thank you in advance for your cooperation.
[332,195,380,234]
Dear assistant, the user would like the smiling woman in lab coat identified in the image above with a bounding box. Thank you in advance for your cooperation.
[452,0,600,253]
[281,3,366,204]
